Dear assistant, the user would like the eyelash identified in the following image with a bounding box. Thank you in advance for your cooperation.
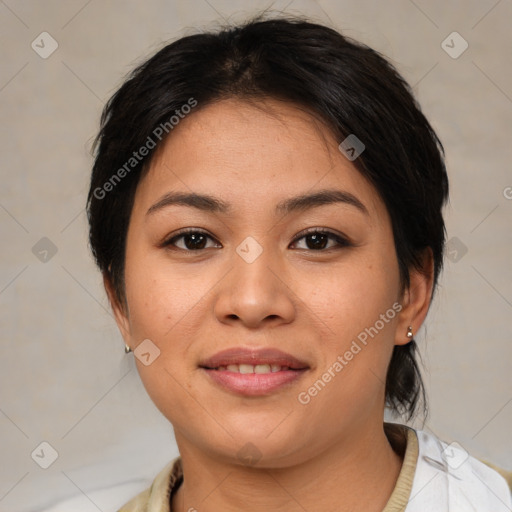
[161,227,352,252]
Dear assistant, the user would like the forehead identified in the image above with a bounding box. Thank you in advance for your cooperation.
[133,98,384,219]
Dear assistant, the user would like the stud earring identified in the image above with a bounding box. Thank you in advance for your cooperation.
[125,344,132,354]
[406,326,413,339]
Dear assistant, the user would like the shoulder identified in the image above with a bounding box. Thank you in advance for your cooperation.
[117,457,182,512]
[409,428,512,511]
[117,487,151,512]
[480,458,512,491]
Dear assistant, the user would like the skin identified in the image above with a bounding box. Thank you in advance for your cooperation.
[106,98,433,512]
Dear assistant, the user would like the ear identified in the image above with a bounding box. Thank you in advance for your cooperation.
[395,249,435,346]
[103,272,132,347]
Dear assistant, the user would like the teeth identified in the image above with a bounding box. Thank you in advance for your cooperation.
[239,364,253,374]
[220,364,288,374]
[254,364,271,374]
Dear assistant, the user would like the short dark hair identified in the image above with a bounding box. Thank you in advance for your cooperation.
[87,15,448,420]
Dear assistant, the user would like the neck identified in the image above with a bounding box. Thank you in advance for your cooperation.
[172,422,404,512]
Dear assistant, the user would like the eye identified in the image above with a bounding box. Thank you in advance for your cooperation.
[290,229,351,251]
[162,228,350,252]
[162,229,221,251]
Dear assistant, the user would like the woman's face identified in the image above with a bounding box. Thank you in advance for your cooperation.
[111,98,419,467]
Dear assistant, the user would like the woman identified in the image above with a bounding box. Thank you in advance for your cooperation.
[86,15,512,512]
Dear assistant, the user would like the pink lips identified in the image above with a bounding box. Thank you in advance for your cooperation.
[199,347,309,396]
[200,347,309,369]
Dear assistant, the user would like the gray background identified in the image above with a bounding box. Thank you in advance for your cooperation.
[1,0,511,510]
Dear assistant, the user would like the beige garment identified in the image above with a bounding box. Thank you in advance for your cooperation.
[117,423,511,511]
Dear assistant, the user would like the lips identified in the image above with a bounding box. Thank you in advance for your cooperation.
[199,347,309,371]
[199,347,309,396]
[216,363,287,374]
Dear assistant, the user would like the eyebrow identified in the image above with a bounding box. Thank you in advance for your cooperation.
[275,189,368,216]
[145,189,368,217]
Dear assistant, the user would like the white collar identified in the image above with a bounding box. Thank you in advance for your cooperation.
[406,428,512,511]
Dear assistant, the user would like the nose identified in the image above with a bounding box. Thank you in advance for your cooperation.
[213,244,296,329]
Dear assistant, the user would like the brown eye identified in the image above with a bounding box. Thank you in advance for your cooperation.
[291,230,351,251]
[163,230,220,251]
[304,233,329,250]
[181,233,208,250]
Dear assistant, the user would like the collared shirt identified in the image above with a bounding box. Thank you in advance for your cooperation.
[117,423,512,511]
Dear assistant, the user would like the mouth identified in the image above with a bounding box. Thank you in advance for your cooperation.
[199,347,309,396]
[209,363,299,373]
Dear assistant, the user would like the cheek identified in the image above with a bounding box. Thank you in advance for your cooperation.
[301,252,400,342]
[298,249,401,405]
[123,263,199,422]
[123,250,205,342]
[122,248,215,406]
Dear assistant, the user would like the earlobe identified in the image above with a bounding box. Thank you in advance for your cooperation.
[395,249,435,346]
[103,273,132,345]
